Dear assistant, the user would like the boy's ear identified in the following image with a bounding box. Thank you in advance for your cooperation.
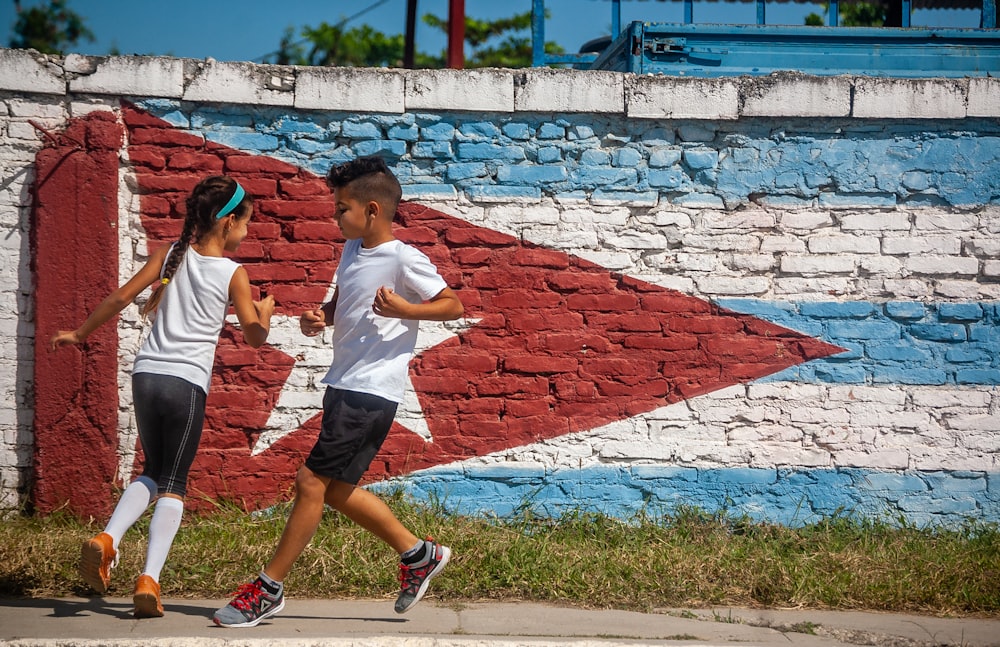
[367,200,382,220]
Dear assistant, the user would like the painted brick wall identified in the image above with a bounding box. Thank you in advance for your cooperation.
[1,48,998,526]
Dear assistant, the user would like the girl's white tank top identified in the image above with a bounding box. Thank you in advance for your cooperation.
[133,246,239,393]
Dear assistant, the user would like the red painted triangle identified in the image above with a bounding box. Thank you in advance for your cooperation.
[116,103,844,508]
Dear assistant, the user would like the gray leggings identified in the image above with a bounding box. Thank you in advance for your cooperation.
[132,373,206,498]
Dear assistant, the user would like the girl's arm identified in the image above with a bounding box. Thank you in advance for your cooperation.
[50,244,171,350]
[228,266,274,349]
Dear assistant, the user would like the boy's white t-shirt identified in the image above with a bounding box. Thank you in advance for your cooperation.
[133,247,240,393]
[321,238,448,404]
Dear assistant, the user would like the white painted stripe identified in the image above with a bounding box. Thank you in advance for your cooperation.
[430,383,999,474]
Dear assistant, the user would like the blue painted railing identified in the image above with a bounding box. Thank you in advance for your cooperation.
[531,0,1000,76]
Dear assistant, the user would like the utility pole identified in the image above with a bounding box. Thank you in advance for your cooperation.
[404,0,417,68]
[447,0,465,69]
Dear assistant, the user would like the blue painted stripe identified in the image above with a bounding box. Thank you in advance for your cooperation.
[373,466,1000,528]
[134,102,1000,208]
[716,300,1000,386]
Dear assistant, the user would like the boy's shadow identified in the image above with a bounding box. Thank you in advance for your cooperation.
[1,597,408,627]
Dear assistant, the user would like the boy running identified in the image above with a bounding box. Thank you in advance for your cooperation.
[214,156,464,628]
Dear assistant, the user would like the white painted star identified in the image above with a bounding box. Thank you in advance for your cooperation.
[235,313,480,456]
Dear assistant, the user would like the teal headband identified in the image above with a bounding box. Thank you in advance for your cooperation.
[216,182,246,219]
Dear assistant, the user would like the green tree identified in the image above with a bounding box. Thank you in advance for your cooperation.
[805,1,902,27]
[423,10,563,68]
[267,10,562,69]
[9,0,94,55]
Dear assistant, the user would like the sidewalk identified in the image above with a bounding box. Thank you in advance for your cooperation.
[2,597,998,647]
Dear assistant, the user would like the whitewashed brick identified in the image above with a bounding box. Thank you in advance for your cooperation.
[983,260,1000,277]
[749,445,832,468]
[835,449,909,469]
[911,387,991,409]
[840,212,910,230]
[603,231,667,250]
[965,237,1000,256]
[675,253,719,272]
[184,60,294,106]
[406,69,514,112]
[626,75,739,120]
[6,122,44,142]
[773,277,856,297]
[486,204,560,227]
[560,208,629,226]
[914,212,979,231]
[827,385,907,405]
[741,73,851,118]
[781,254,856,274]
[882,278,931,297]
[68,55,184,97]
[295,67,405,113]
[6,99,65,119]
[904,255,979,275]
[693,275,770,295]
[807,235,880,254]
[69,100,116,116]
[790,406,850,425]
[883,236,962,255]
[934,279,995,299]
[779,211,833,229]
[701,210,775,229]
[944,414,1000,432]
[747,383,826,401]
[681,233,761,252]
[515,68,624,113]
[572,250,634,271]
[858,255,903,275]
[853,78,967,119]
[760,235,807,253]
[727,254,777,272]
[647,211,692,228]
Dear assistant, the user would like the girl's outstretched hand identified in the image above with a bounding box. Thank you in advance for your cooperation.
[50,330,83,351]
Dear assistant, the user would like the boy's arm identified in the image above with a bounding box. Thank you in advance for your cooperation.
[300,287,338,337]
[373,286,464,322]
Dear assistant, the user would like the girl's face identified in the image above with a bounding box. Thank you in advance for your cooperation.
[223,207,252,252]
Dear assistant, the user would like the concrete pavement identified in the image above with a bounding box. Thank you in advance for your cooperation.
[2,597,998,647]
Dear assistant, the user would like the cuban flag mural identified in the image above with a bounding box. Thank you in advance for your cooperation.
[30,99,1000,527]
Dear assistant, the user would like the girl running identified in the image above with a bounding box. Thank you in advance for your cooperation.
[50,175,274,618]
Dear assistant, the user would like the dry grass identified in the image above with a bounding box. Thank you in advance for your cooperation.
[1,496,997,616]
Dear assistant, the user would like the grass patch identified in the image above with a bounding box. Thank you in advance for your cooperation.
[1,494,997,615]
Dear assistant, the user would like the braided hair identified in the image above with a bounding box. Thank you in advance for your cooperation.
[140,176,250,318]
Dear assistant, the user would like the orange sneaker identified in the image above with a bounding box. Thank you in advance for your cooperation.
[79,533,117,594]
[133,575,164,618]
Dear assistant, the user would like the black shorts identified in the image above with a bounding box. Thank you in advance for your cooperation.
[304,387,398,485]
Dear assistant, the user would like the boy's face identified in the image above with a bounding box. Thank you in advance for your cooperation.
[331,185,371,240]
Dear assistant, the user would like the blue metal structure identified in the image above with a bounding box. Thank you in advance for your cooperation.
[531,0,1000,77]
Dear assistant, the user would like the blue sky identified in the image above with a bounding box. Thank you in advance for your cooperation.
[0,0,980,63]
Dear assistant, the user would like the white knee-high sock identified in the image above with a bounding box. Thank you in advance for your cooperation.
[103,476,157,551]
[142,497,184,582]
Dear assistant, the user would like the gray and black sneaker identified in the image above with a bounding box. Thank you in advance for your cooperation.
[213,577,285,628]
[395,539,451,614]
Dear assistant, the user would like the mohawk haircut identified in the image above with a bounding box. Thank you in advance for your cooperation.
[326,155,403,218]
